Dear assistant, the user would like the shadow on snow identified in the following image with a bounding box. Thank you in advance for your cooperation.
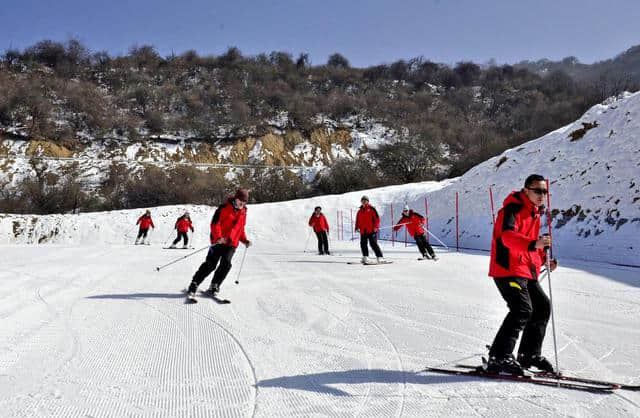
[256,369,475,396]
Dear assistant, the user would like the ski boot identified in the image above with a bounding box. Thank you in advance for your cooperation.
[518,354,555,373]
[486,354,527,376]
[205,283,220,296]
[361,256,369,264]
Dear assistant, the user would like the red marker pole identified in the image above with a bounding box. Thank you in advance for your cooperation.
[391,205,394,247]
[489,187,496,226]
[545,179,553,258]
[350,209,354,241]
[456,192,459,252]
[425,197,429,243]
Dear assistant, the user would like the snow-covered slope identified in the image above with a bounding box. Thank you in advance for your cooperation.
[2,92,639,266]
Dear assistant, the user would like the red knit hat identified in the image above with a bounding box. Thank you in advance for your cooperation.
[234,188,249,202]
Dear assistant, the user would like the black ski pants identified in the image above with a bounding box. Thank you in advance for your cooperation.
[315,231,329,254]
[360,232,383,258]
[137,228,149,239]
[415,233,435,258]
[489,277,551,360]
[172,231,189,246]
[191,244,237,289]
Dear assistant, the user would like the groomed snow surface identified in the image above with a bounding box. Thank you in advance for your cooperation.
[1,220,639,416]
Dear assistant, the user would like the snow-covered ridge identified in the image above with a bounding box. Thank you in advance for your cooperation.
[2,93,639,266]
[0,116,398,187]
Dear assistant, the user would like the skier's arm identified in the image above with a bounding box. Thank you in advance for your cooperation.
[136,216,142,225]
[308,215,315,227]
[392,218,403,231]
[500,204,536,251]
[210,206,224,240]
[372,207,380,231]
[150,219,155,228]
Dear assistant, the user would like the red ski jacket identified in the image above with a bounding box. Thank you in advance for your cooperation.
[355,204,380,234]
[393,211,425,238]
[308,213,329,233]
[210,199,248,248]
[175,217,194,233]
[489,190,547,280]
[136,215,154,229]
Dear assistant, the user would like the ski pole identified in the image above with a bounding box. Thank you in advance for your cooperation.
[234,247,248,284]
[163,229,175,246]
[378,223,409,231]
[545,247,560,383]
[425,228,449,250]
[155,245,209,272]
[303,229,312,253]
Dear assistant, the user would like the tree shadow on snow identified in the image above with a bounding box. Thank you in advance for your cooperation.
[86,292,185,300]
[256,369,474,396]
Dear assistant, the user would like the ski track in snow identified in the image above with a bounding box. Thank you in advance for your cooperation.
[0,241,639,417]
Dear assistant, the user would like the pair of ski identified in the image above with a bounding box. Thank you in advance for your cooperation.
[164,247,194,250]
[423,363,639,392]
[184,289,230,305]
[347,260,394,265]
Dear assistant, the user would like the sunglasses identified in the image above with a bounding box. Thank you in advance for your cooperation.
[527,187,548,195]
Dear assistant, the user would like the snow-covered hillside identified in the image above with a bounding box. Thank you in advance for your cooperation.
[3,92,639,267]
[0,116,399,187]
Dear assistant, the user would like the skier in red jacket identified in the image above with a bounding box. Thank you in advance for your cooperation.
[308,206,330,255]
[170,212,194,248]
[487,174,558,375]
[393,205,437,260]
[187,188,251,298]
[135,210,155,245]
[355,196,385,264]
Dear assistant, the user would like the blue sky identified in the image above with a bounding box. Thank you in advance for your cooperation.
[1,0,638,67]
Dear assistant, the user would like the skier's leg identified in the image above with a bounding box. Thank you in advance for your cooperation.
[211,246,237,287]
[425,241,436,258]
[360,234,369,257]
[171,233,180,246]
[488,277,532,359]
[368,233,383,258]
[415,234,427,256]
[518,280,551,358]
[183,232,189,247]
[315,231,323,254]
[321,231,329,254]
[189,246,221,292]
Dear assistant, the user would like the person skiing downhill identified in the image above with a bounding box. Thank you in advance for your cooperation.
[309,206,330,255]
[170,212,194,248]
[393,205,437,260]
[355,196,385,264]
[187,188,251,298]
[135,210,155,245]
[487,174,558,375]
